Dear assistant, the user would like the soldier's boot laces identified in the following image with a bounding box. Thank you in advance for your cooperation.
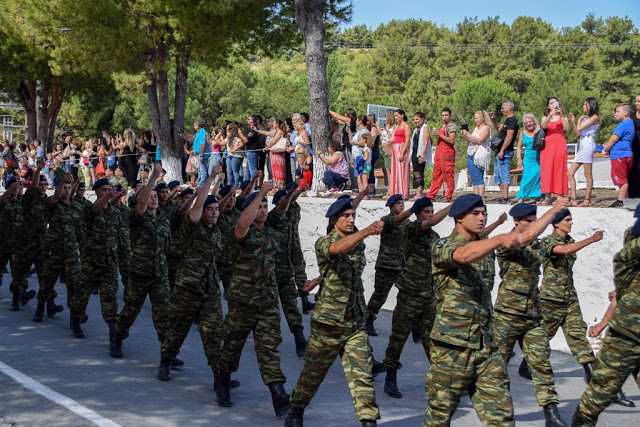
[110,334,123,358]
[157,356,171,381]
[582,362,594,384]
[284,406,304,427]
[411,327,421,343]
[268,381,291,417]
[543,403,568,427]
[518,358,532,380]
[612,389,635,407]
[10,292,20,311]
[365,314,378,336]
[361,420,377,426]
[215,370,234,408]
[20,289,36,306]
[300,295,315,314]
[46,296,64,317]
[71,316,85,339]
[107,320,116,342]
[33,301,45,322]
[372,356,387,378]
[293,327,307,358]
[384,368,403,398]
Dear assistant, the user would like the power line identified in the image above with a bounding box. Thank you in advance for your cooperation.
[324,41,640,51]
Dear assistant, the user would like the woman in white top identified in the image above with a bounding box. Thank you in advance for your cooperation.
[568,97,600,207]
[461,110,493,196]
[225,123,248,187]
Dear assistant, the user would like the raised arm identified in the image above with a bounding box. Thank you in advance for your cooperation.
[50,173,72,204]
[552,231,603,255]
[275,179,299,215]
[189,167,219,223]
[421,205,452,230]
[329,221,383,256]
[352,184,374,210]
[453,231,523,264]
[218,186,238,211]
[29,163,45,191]
[393,208,413,225]
[135,162,161,215]
[241,171,262,199]
[520,198,568,243]
[329,110,350,125]
[234,181,272,239]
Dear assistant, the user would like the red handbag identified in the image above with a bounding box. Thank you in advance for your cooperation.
[95,160,105,175]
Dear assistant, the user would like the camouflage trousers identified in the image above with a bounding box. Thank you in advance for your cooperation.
[114,273,170,342]
[367,267,402,316]
[572,329,640,426]
[74,259,118,321]
[493,311,559,407]
[384,290,436,370]
[9,238,45,294]
[276,268,303,332]
[542,298,596,364]
[161,285,223,369]
[118,245,131,287]
[217,300,286,385]
[424,340,515,427]
[36,249,81,310]
[291,238,308,295]
[216,262,234,294]
[0,246,12,280]
[290,321,380,421]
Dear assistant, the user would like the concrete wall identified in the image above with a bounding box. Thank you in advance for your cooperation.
[295,197,634,353]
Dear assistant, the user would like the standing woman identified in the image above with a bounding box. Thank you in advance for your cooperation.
[461,110,492,197]
[410,112,432,199]
[122,129,138,186]
[260,119,289,190]
[330,108,358,186]
[515,113,542,202]
[225,123,247,187]
[208,126,225,175]
[628,92,640,198]
[390,109,411,200]
[367,114,381,194]
[567,97,600,207]
[539,97,570,205]
[381,110,395,197]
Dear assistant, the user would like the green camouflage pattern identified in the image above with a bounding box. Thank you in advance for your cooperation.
[540,232,577,302]
[290,323,380,421]
[157,201,177,219]
[0,197,22,274]
[215,207,242,291]
[609,228,640,340]
[314,229,368,328]
[374,213,405,270]
[175,217,221,295]
[9,238,45,294]
[109,176,128,189]
[36,245,81,311]
[542,299,595,364]
[367,267,401,316]
[72,197,91,258]
[116,205,131,286]
[19,187,47,239]
[128,210,170,279]
[166,211,187,289]
[395,220,440,297]
[288,202,308,289]
[43,199,81,253]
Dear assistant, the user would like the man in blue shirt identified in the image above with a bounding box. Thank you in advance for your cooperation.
[604,104,635,207]
[184,120,210,187]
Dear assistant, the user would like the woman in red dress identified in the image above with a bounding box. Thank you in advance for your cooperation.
[539,97,570,205]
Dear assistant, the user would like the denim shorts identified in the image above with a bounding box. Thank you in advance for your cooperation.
[494,150,514,185]
[467,155,485,186]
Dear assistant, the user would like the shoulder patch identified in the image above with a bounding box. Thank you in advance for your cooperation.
[437,238,447,245]
[543,238,551,243]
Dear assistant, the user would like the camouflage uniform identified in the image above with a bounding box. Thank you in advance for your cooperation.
[116,204,131,287]
[10,187,47,294]
[72,197,91,260]
[268,209,303,332]
[367,213,405,315]
[161,217,224,370]
[425,230,514,427]
[114,210,171,341]
[74,204,120,321]
[289,202,308,292]
[215,206,242,293]
[36,200,82,309]
[289,230,380,422]
[572,229,640,426]
[540,232,595,364]
[217,219,287,385]
[109,176,128,189]
[166,210,186,291]
[493,238,560,407]
[384,220,439,370]
[0,197,22,285]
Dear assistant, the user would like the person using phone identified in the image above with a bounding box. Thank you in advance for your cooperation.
[539,97,570,205]
[490,100,519,204]
[181,121,210,187]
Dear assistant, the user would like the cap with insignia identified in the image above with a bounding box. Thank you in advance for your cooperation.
[385,194,403,207]
[509,202,537,219]
[241,191,268,210]
[449,194,484,217]
[551,209,571,225]
[326,197,353,218]
[410,197,433,213]
[92,177,110,190]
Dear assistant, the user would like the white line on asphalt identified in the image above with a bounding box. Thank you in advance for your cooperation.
[0,360,121,427]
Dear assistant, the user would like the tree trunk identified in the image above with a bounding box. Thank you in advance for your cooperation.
[173,45,191,160]
[16,82,37,142]
[295,0,330,192]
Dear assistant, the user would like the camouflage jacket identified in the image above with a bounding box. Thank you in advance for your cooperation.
[83,204,119,264]
[540,232,577,303]
[216,207,242,265]
[430,230,494,350]
[314,229,367,328]
[175,216,221,295]
[495,237,544,318]
[289,202,302,243]
[109,176,128,189]
[116,205,131,250]
[44,199,81,254]
[395,220,439,297]
[129,210,170,278]
[0,197,23,248]
[157,201,177,219]
[268,209,294,271]
[226,218,279,306]
[166,211,186,262]
[72,197,91,248]
[609,228,640,341]
[20,187,47,240]
[375,213,406,271]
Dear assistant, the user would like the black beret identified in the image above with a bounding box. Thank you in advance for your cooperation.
[167,180,180,189]
[154,183,168,192]
[141,168,149,173]
[178,188,194,198]
[4,176,17,189]
[509,203,537,219]
[239,180,251,190]
[337,194,351,200]
[411,197,433,213]
[92,178,110,190]
[385,194,403,207]
[78,182,86,188]
[449,194,484,217]
[132,179,143,187]
[326,197,353,218]
[272,189,287,205]
[113,184,123,192]
[635,203,640,218]
[56,179,71,188]
[219,185,233,197]
[551,209,571,224]
[286,181,295,191]
[241,191,267,210]
[203,194,218,207]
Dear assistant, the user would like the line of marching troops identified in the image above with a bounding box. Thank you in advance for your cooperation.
[0,160,638,427]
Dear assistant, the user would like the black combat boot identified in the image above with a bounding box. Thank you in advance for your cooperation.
[293,327,307,357]
[267,381,291,417]
[518,358,532,380]
[10,292,20,311]
[543,403,568,426]
[365,314,378,336]
[33,301,45,322]
[384,368,403,398]
[157,356,171,381]
[110,334,123,358]
[107,320,116,342]
[372,356,387,378]
[284,406,304,427]
[170,358,184,368]
[612,389,635,407]
[215,370,234,407]
[46,296,64,317]
[582,362,594,383]
[71,316,85,339]
[300,294,315,314]
[411,327,421,343]
[20,289,36,306]
[361,420,377,426]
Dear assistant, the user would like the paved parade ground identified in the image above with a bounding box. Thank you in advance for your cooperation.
[1,273,638,426]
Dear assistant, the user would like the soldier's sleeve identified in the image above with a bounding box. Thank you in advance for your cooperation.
[381,214,395,229]
[129,209,144,227]
[266,209,282,229]
[540,235,558,258]
[447,122,458,134]
[618,234,640,264]
[180,214,198,239]
[431,237,461,269]
[83,204,96,222]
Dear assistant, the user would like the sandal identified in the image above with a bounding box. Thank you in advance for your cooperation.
[569,199,579,207]
[578,199,591,207]
[536,197,551,206]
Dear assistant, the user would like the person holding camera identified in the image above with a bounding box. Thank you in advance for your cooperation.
[181,121,210,187]
[490,101,519,204]
[539,97,570,205]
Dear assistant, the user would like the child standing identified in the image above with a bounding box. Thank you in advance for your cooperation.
[359,133,373,194]
[44,153,55,189]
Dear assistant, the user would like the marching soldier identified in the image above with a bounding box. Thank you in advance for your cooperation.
[0,177,24,311]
